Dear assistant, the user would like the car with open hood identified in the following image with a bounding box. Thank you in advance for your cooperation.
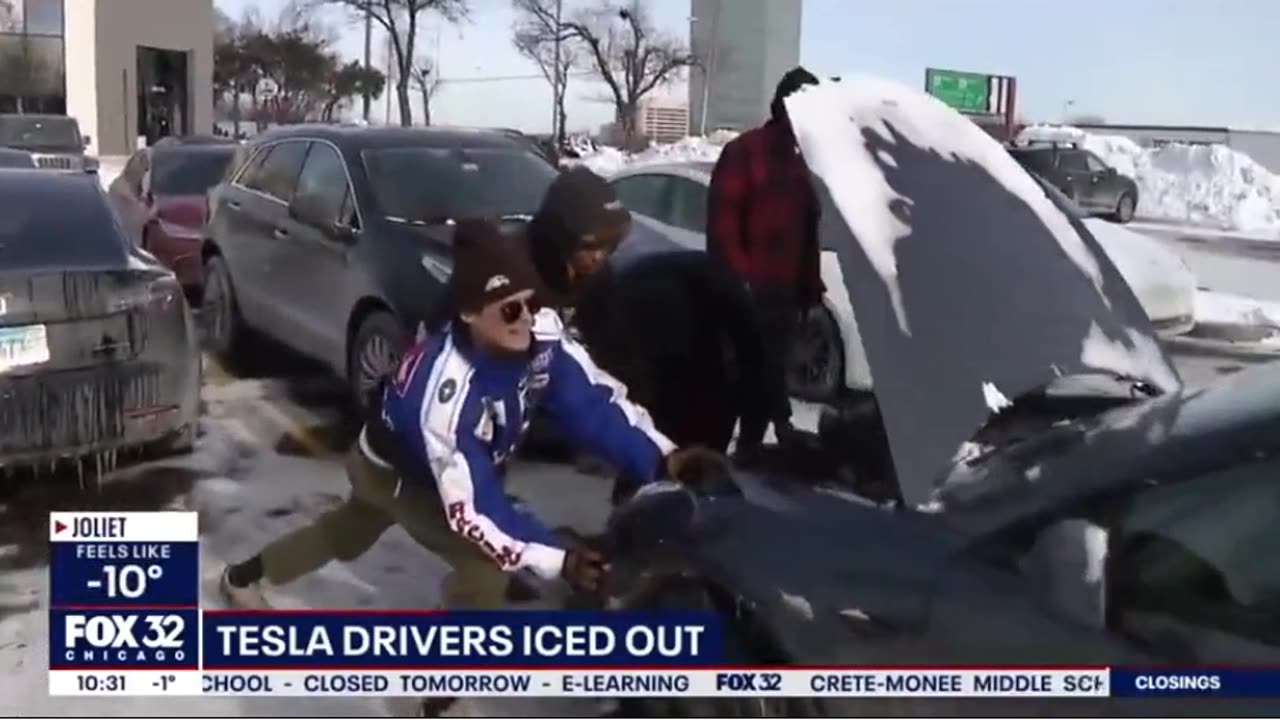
[589,77,1277,716]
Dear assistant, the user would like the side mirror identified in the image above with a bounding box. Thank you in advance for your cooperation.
[82,134,92,148]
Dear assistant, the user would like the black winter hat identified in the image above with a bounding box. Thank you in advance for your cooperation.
[528,166,632,296]
[449,219,546,313]
[770,66,820,122]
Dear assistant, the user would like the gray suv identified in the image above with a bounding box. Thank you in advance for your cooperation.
[0,114,97,173]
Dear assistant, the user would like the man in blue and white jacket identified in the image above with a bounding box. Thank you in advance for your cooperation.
[220,219,727,611]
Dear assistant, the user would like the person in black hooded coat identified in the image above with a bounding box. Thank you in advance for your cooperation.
[524,166,774,503]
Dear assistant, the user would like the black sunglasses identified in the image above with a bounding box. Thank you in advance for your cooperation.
[498,297,540,324]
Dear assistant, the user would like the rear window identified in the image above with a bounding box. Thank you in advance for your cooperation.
[0,181,127,266]
[150,149,236,195]
[1011,149,1056,175]
[0,116,82,151]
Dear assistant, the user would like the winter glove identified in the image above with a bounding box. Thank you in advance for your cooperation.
[561,542,609,595]
[665,446,736,496]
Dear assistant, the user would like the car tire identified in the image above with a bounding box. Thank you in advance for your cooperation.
[1113,192,1136,224]
[348,309,406,410]
[621,579,825,718]
[788,307,844,402]
[202,255,252,367]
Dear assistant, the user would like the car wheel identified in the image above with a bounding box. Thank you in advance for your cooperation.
[788,307,844,402]
[1113,192,1136,224]
[202,255,250,364]
[348,310,406,409]
[621,579,824,718]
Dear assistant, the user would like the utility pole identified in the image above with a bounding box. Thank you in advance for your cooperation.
[551,0,563,142]
[362,9,373,121]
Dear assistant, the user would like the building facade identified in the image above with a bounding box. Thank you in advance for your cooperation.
[0,0,213,157]
[688,0,802,135]
[638,97,689,144]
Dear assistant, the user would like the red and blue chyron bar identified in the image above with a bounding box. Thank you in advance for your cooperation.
[44,512,1274,699]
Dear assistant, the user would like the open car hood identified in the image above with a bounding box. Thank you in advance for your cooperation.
[785,76,1181,508]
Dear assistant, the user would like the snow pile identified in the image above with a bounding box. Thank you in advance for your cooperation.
[1018,125,1280,234]
[1196,289,1280,329]
[575,134,734,176]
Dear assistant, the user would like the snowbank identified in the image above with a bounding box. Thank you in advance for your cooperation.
[574,134,733,176]
[1018,125,1280,235]
[1196,289,1280,329]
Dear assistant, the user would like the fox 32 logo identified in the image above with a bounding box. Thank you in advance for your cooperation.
[63,614,186,664]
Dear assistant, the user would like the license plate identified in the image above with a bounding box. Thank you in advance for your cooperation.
[0,324,50,372]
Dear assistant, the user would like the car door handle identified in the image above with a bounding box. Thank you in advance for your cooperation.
[273,227,290,240]
[226,200,242,210]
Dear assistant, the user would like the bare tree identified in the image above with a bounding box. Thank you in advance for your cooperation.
[408,54,442,125]
[312,0,468,127]
[557,0,694,147]
[511,0,577,145]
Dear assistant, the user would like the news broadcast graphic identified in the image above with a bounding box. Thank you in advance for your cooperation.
[48,512,202,696]
[198,667,1110,698]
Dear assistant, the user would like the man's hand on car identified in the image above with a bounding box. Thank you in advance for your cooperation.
[665,446,736,495]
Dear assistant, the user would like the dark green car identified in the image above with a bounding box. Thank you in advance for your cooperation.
[1010,144,1139,223]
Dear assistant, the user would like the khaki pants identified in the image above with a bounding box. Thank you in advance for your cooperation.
[258,446,510,609]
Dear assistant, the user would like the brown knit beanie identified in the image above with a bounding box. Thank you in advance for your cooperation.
[449,219,546,313]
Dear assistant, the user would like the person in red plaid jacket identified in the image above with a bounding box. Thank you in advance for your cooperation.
[707,66,823,455]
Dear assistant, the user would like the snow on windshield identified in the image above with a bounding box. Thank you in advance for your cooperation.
[784,75,1109,335]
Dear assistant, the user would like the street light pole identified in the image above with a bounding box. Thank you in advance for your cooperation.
[362,9,373,121]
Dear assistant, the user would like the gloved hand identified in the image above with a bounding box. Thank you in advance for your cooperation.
[665,446,736,495]
[561,542,609,595]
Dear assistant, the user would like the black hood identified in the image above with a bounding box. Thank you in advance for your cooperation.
[783,76,1181,508]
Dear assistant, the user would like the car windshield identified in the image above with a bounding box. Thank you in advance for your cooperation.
[151,149,236,195]
[0,116,81,151]
[361,145,557,223]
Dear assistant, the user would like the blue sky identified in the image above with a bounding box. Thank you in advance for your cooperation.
[214,0,1280,134]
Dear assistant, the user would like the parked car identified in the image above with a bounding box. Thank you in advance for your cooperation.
[608,162,867,402]
[599,77,1269,716]
[1009,142,1138,223]
[605,160,1194,403]
[201,125,559,402]
[108,139,238,301]
[0,113,97,173]
[0,170,200,468]
[0,147,35,168]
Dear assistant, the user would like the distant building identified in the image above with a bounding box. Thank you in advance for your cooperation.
[638,98,689,144]
[0,0,214,157]
[688,0,802,135]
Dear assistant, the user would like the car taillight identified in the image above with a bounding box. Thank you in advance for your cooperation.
[109,276,181,312]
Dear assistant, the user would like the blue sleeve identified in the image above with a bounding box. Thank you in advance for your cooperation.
[541,334,677,483]
[417,348,566,580]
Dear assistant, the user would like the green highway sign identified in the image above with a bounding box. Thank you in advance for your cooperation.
[925,68,992,114]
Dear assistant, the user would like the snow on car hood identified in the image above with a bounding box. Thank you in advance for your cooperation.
[784,75,1182,508]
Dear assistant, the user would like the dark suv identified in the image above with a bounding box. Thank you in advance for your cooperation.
[0,113,96,172]
[1009,143,1139,223]
[201,125,559,402]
